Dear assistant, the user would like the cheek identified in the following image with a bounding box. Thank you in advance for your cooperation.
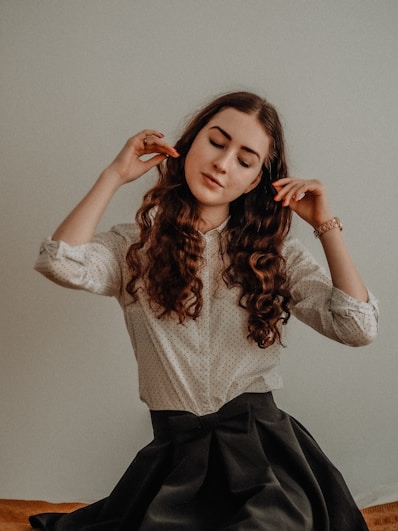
[244,172,261,193]
[234,169,260,189]
[183,151,198,190]
[184,152,192,181]
[184,142,200,178]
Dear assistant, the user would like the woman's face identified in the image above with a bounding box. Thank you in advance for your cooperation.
[184,107,270,228]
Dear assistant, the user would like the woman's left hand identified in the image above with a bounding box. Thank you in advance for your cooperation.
[273,178,333,227]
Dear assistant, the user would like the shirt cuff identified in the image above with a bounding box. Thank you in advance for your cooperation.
[38,238,88,262]
[330,286,379,318]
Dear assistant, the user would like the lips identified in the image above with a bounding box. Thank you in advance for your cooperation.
[202,173,223,188]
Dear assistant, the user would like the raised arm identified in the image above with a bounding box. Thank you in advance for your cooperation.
[52,130,179,245]
[273,177,369,302]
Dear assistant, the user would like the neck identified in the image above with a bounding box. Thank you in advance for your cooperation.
[197,206,229,234]
[198,214,228,234]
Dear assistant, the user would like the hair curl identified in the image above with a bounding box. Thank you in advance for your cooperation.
[126,91,292,348]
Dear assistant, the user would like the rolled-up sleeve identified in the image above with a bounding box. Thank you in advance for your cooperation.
[34,224,136,298]
[284,237,379,346]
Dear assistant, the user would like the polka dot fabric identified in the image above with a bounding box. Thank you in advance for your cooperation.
[34,223,379,416]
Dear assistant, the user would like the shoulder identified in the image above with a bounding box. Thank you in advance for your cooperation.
[282,235,307,260]
[109,223,139,240]
[282,235,322,274]
[93,223,139,245]
[90,223,140,259]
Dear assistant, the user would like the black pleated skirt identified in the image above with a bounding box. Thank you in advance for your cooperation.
[29,393,368,530]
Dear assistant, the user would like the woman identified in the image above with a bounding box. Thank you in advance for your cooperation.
[31,91,378,530]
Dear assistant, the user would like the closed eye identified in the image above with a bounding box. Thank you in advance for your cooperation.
[209,139,224,149]
[210,138,252,168]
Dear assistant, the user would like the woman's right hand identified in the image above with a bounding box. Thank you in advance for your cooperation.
[51,131,179,245]
[106,130,180,185]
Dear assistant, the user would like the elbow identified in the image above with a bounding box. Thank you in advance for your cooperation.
[358,326,379,347]
[342,321,379,348]
[350,332,378,347]
[333,311,379,347]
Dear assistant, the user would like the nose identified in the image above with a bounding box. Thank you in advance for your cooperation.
[213,152,231,174]
[213,161,226,173]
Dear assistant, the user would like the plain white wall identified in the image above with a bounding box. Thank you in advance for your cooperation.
[1,0,397,502]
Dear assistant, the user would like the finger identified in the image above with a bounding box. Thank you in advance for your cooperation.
[272,177,297,186]
[275,184,307,206]
[290,184,308,201]
[143,137,179,158]
[124,131,164,153]
[140,153,169,171]
[140,130,165,151]
[274,182,301,200]
[140,129,165,140]
[293,192,306,201]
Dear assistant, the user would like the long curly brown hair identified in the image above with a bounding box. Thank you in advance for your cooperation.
[126,91,292,348]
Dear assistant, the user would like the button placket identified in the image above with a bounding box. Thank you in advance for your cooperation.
[200,234,214,411]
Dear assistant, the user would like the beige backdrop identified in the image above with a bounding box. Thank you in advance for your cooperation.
[1,0,397,502]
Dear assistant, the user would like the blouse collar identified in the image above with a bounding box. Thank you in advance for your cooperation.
[199,217,230,237]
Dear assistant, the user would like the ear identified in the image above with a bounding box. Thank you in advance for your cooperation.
[244,171,262,194]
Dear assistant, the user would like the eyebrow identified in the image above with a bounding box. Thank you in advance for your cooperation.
[209,125,261,160]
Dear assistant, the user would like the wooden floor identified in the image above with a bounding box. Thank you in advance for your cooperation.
[1,498,398,530]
